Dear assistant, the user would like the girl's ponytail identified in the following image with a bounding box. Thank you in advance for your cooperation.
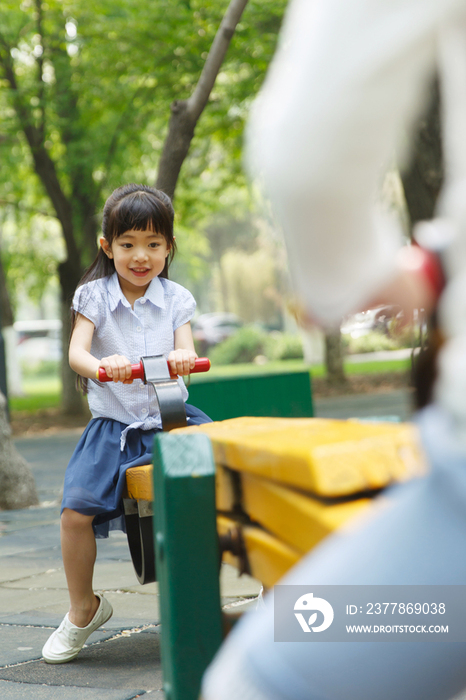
[76,248,115,289]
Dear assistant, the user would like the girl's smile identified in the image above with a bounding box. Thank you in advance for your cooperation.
[100,228,170,303]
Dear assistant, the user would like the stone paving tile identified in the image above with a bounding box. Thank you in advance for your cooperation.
[0,588,71,616]
[0,529,62,556]
[0,627,162,692]
[220,563,262,597]
[0,679,153,700]
[102,591,160,625]
[0,506,60,530]
[0,610,155,630]
[314,389,413,421]
[0,566,53,584]
[3,432,264,698]
[2,561,139,592]
[0,624,118,666]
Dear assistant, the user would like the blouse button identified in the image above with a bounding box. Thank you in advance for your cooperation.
[137,326,142,332]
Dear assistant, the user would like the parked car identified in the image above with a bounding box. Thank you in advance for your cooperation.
[340,305,403,338]
[14,319,62,362]
[192,313,243,354]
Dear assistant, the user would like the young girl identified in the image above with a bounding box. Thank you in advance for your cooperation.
[42,184,212,664]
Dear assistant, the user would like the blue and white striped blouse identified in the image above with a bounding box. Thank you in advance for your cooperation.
[72,272,196,448]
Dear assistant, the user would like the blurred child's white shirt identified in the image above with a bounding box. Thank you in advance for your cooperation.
[73,272,195,448]
[246,0,466,446]
[202,1,466,700]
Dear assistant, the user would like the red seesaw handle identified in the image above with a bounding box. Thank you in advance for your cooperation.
[97,357,211,382]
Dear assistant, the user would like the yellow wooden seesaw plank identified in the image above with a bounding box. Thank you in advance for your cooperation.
[125,464,153,501]
[240,471,371,554]
[172,416,427,497]
[217,515,300,589]
[125,462,240,510]
[126,462,371,555]
[124,466,304,586]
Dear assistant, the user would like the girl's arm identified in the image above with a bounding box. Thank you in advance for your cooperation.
[69,313,133,383]
[168,321,198,377]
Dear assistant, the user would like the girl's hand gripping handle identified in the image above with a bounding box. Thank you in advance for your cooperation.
[97,357,211,382]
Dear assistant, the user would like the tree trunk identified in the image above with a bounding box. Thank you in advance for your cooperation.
[156,102,197,200]
[324,330,346,385]
[0,250,21,396]
[1,36,87,415]
[0,253,13,328]
[155,0,249,198]
[59,259,86,415]
[400,78,443,408]
[0,391,39,509]
[400,78,443,228]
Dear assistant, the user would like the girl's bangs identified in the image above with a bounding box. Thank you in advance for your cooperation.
[111,192,173,238]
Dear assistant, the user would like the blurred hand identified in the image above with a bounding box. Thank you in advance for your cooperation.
[368,246,440,328]
[291,245,440,332]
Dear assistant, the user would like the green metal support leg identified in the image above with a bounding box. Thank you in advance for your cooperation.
[153,432,223,700]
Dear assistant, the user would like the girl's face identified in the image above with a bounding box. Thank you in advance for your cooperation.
[100,228,170,302]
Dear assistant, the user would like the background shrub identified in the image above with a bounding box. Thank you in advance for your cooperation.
[209,327,305,365]
[343,332,400,355]
[209,325,269,365]
[265,332,304,360]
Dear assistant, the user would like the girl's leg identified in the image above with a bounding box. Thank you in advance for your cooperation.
[60,508,100,628]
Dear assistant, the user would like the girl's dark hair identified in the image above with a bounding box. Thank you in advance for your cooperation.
[71,184,176,393]
[80,183,176,287]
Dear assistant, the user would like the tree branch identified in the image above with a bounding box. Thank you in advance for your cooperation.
[187,0,249,121]
[35,0,46,142]
[156,0,249,199]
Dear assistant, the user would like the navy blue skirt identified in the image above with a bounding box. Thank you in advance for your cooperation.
[61,404,212,538]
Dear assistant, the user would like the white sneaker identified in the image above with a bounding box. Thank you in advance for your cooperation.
[42,593,113,664]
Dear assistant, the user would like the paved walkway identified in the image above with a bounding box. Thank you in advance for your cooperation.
[314,387,414,422]
[3,390,464,700]
[0,432,261,699]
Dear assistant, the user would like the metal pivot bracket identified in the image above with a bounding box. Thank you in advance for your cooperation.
[141,355,187,431]
[123,498,156,584]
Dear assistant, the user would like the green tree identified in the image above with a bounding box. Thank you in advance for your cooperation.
[400,78,443,228]
[0,0,286,413]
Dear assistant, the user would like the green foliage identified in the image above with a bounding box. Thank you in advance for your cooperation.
[10,375,61,413]
[310,358,410,378]
[1,0,278,174]
[390,323,424,349]
[343,328,422,355]
[21,359,60,378]
[216,246,283,326]
[266,332,304,361]
[1,212,64,310]
[343,332,400,355]
[10,392,60,413]
[0,0,287,313]
[209,325,269,365]
[208,326,304,365]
